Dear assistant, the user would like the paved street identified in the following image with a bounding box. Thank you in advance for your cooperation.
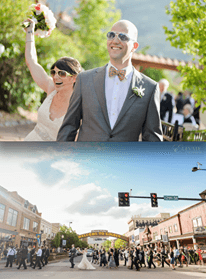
[1,256,206,279]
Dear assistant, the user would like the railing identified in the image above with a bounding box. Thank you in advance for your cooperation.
[161,121,184,141]
[161,121,206,142]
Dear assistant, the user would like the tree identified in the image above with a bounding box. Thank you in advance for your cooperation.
[114,239,127,249]
[0,0,83,112]
[102,239,111,251]
[72,0,121,69]
[52,232,61,248]
[163,0,206,110]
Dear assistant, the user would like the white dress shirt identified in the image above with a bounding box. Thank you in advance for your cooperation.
[36,248,42,257]
[7,248,16,256]
[105,61,133,129]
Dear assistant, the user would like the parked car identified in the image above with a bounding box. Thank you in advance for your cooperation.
[86,249,94,257]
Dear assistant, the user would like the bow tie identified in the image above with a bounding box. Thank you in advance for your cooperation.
[109,66,126,81]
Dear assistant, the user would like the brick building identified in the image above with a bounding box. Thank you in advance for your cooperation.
[0,186,42,260]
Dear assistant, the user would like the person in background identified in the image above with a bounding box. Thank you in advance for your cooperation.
[159,78,175,123]
[5,246,16,268]
[183,104,197,126]
[175,92,184,114]
[17,246,28,270]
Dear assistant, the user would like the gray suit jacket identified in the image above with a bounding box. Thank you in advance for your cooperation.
[57,65,163,141]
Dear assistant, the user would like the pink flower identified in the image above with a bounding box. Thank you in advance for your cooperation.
[35,4,41,11]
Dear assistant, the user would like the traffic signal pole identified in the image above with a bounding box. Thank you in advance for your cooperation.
[129,195,206,202]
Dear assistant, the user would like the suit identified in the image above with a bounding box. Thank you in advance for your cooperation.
[160,92,174,123]
[57,65,163,142]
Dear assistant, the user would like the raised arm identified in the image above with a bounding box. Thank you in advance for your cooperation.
[24,18,54,94]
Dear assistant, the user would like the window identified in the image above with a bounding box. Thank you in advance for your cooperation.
[48,228,51,237]
[197,217,202,227]
[0,203,5,222]
[173,224,178,232]
[193,217,202,228]
[23,217,30,230]
[7,208,18,226]
[24,200,29,209]
[160,229,163,235]
[169,226,173,233]
[33,222,38,232]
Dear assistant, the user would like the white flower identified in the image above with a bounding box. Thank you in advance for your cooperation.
[132,85,145,98]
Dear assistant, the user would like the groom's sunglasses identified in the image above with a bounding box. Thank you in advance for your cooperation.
[50,69,73,78]
[107,31,135,42]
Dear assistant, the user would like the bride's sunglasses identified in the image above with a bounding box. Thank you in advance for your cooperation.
[50,69,73,78]
[106,31,135,42]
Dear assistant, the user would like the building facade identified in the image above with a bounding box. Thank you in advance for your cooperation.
[0,186,42,260]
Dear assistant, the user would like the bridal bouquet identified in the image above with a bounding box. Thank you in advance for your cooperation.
[23,3,57,38]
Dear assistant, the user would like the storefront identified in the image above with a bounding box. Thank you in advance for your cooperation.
[20,236,38,248]
[0,228,18,261]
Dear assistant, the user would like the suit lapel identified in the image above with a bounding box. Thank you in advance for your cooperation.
[93,65,111,128]
[112,67,143,130]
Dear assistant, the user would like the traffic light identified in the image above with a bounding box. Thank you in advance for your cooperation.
[150,193,158,207]
[118,192,130,207]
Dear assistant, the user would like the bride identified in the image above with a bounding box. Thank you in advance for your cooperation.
[78,248,96,270]
[23,18,82,141]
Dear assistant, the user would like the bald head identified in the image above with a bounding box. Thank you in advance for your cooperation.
[112,20,138,41]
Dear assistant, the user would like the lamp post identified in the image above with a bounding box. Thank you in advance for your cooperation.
[69,222,72,228]
[192,162,206,172]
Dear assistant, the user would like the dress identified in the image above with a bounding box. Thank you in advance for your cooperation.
[78,251,96,270]
[24,90,64,141]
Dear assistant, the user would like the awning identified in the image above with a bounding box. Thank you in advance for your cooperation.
[0,228,18,235]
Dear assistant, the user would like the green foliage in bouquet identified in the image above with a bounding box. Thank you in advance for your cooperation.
[32,10,49,31]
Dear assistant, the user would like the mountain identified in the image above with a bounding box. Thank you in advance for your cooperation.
[46,0,191,61]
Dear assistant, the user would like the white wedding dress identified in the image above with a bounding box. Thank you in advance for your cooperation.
[24,90,64,141]
[78,251,96,270]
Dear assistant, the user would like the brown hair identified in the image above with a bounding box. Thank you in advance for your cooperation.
[51,57,82,76]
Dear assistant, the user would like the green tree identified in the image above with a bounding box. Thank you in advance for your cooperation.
[163,0,206,109]
[114,238,127,249]
[52,232,61,248]
[72,0,121,69]
[0,0,83,112]
[102,239,111,251]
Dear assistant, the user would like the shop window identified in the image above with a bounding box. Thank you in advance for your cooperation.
[23,217,30,230]
[7,208,18,227]
[193,217,202,228]
[0,203,5,222]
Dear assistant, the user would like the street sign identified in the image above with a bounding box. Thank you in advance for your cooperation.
[164,195,178,201]
[62,240,66,246]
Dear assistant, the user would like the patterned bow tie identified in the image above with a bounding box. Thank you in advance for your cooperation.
[109,66,126,81]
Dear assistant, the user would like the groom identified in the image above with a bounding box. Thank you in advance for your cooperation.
[57,20,163,142]
[69,244,76,268]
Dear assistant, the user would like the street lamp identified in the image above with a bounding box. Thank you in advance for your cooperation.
[192,162,206,172]
[69,222,72,228]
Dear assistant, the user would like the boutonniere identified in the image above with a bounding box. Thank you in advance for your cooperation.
[132,85,145,98]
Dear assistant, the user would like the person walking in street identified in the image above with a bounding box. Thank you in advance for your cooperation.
[44,246,50,265]
[170,247,175,270]
[33,246,42,269]
[161,247,170,268]
[123,248,129,266]
[29,246,36,267]
[114,248,119,268]
[108,248,116,269]
[40,246,45,267]
[17,246,28,270]
[148,247,156,269]
[5,246,16,268]
[69,244,76,268]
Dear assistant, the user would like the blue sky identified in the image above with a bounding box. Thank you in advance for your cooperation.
[0,142,205,234]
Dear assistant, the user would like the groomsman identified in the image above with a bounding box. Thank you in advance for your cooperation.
[17,246,28,270]
[33,247,42,269]
[5,246,16,268]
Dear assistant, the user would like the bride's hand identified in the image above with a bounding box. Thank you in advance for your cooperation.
[22,18,35,33]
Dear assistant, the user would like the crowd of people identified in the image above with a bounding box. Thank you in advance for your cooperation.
[89,245,204,271]
[4,244,50,270]
[159,79,200,129]
[4,243,204,271]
